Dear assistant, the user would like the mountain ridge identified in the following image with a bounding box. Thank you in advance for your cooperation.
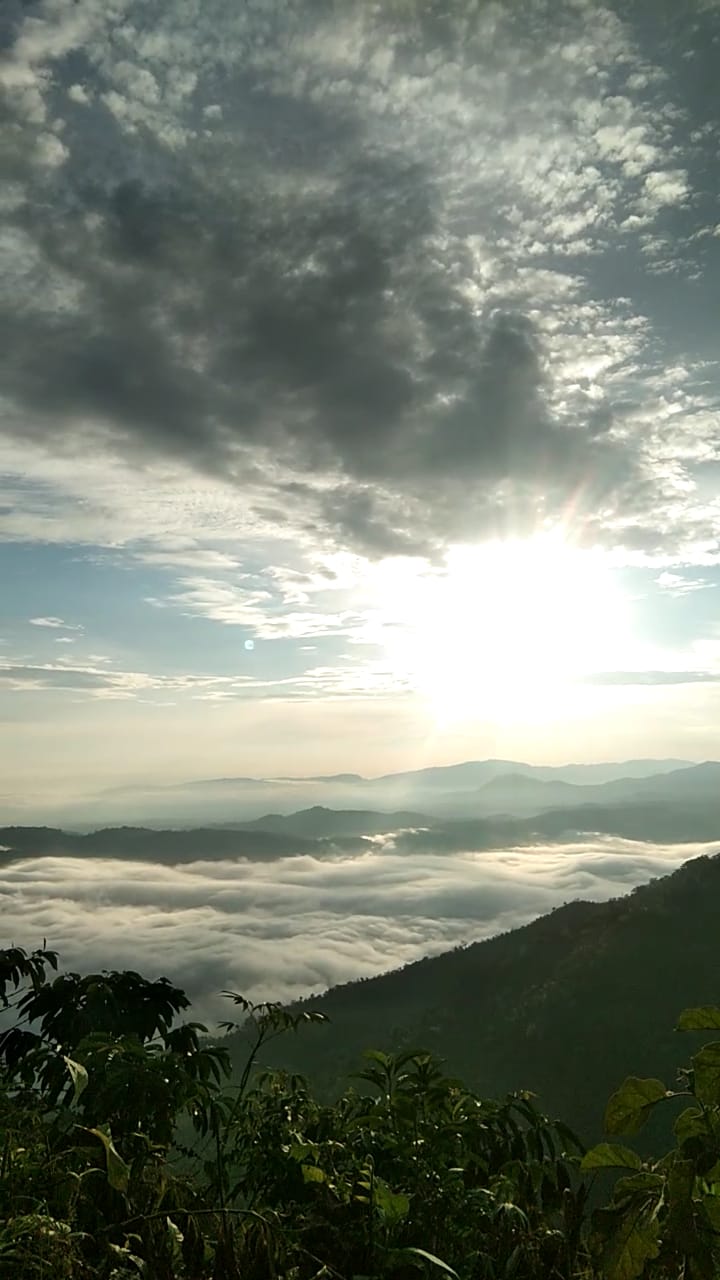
[251,849,720,1143]
[76,757,707,825]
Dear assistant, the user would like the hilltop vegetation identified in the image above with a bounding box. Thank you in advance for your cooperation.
[254,853,720,1143]
[4,941,720,1279]
[3,800,720,1279]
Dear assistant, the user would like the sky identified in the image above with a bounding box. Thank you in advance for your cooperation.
[2,0,720,811]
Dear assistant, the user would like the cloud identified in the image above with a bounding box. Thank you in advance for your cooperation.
[585,669,720,686]
[0,653,395,702]
[29,616,83,631]
[637,169,690,215]
[157,575,364,639]
[655,571,713,596]
[0,835,712,1020]
[1,0,718,562]
[0,660,280,699]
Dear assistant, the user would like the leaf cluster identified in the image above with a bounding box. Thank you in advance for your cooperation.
[5,945,720,1280]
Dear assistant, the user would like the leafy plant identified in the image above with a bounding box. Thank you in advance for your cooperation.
[24,945,720,1277]
[582,1004,720,1279]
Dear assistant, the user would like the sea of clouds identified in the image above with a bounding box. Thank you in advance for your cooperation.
[1,835,716,1025]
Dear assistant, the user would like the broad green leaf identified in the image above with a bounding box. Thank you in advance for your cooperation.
[363,1049,390,1066]
[677,1007,720,1031]
[62,1055,88,1106]
[674,1106,707,1145]
[84,1126,130,1193]
[596,1207,661,1280]
[581,1143,643,1172]
[692,1042,720,1106]
[301,1164,327,1184]
[613,1173,664,1198]
[373,1179,410,1224]
[604,1078,667,1136]
[403,1246,460,1278]
[554,1120,585,1155]
[288,1141,315,1161]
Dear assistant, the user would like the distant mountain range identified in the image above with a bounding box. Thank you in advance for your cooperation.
[214,806,428,837]
[464,760,720,815]
[370,757,692,788]
[241,849,720,1145]
[2,757,719,865]
[0,824,319,864]
[5,756,720,1151]
[51,755,707,826]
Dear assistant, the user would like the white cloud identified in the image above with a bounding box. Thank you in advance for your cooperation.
[0,836,712,1019]
[638,168,690,213]
[1,0,719,791]
[0,659,285,700]
[67,83,91,104]
[1,0,717,568]
[29,616,84,631]
[162,574,367,640]
[655,571,713,596]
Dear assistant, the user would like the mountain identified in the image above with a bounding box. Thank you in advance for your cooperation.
[453,762,720,818]
[373,757,691,789]
[3,781,719,866]
[244,850,720,1144]
[390,798,720,850]
[472,772,582,811]
[304,774,366,784]
[601,760,720,801]
[524,758,692,784]
[219,806,431,838]
[0,825,320,865]
[25,757,699,827]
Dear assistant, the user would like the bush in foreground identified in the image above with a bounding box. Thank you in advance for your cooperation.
[2,945,720,1280]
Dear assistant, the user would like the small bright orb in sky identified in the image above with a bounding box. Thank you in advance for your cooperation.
[378,534,630,724]
[244,639,255,651]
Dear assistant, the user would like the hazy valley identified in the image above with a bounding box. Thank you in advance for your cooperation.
[3,757,718,1032]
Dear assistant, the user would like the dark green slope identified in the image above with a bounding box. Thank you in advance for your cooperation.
[0,824,318,863]
[220,806,432,837]
[3,791,718,865]
[258,851,720,1142]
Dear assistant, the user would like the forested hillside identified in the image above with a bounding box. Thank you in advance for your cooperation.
[259,852,720,1142]
[4,936,720,1279]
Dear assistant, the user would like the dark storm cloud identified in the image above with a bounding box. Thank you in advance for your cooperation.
[2,0,684,555]
[5,159,575,495]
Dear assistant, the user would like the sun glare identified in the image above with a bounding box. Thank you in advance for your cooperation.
[379,535,629,724]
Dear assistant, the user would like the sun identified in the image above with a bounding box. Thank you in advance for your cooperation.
[378,534,629,724]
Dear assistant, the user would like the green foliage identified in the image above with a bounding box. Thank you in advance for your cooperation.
[676,1006,720,1032]
[580,1144,642,1172]
[582,1006,720,1280]
[1,945,590,1279]
[0,944,58,1006]
[5,944,720,1280]
[603,1078,668,1137]
[251,851,720,1146]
